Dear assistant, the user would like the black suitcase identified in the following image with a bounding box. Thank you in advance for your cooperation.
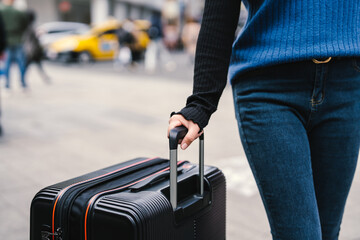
[30,127,226,240]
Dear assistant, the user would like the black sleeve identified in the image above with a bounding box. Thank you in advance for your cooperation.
[0,13,6,53]
[175,0,241,129]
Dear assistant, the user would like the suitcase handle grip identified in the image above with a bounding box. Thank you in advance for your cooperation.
[169,126,204,210]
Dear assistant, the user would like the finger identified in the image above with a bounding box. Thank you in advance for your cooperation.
[198,130,204,136]
[167,115,190,137]
[181,126,200,150]
[171,115,189,128]
[167,119,183,137]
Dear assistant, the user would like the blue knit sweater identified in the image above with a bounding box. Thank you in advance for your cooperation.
[177,0,360,129]
[229,0,360,81]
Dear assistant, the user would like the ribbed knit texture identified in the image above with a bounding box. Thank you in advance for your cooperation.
[177,0,360,129]
[229,0,360,79]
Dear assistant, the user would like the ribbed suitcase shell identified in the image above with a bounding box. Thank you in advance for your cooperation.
[30,157,226,240]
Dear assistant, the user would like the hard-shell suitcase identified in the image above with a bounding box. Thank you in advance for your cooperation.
[30,127,226,240]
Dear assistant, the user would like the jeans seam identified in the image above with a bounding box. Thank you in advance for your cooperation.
[305,110,313,131]
[311,65,327,106]
[352,58,360,72]
[310,66,320,107]
[307,64,328,130]
[316,64,328,105]
[233,86,278,238]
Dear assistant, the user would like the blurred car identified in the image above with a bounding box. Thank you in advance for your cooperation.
[36,22,90,48]
[47,19,151,63]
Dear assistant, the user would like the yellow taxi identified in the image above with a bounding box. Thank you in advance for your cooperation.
[47,19,151,63]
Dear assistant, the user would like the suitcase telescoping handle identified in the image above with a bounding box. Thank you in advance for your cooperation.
[169,126,204,210]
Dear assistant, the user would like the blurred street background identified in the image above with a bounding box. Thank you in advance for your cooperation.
[0,0,359,239]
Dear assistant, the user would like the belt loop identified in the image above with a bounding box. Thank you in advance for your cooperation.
[312,57,332,64]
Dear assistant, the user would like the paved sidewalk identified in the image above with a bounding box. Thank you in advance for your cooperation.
[0,62,359,239]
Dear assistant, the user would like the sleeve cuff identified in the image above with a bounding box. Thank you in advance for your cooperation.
[171,106,210,130]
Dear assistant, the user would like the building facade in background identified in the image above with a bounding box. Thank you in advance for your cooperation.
[23,0,205,25]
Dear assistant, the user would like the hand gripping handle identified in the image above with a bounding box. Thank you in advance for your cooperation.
[169,126,204,210]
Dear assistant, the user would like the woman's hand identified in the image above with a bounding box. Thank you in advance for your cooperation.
[167,114,202,150]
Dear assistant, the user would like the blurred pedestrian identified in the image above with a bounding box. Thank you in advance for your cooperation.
[181,17,200,64]
[0,11,6,136]
[162,0,180,50]
[144,14,162,73]
[115,19,151,68]
[0,12,5,58]
[23,10,50,83]
[168,0,360,239]
[145,13,176,73]
[115,21,136,68]
[0,11,6,75]
[0,0,28,90]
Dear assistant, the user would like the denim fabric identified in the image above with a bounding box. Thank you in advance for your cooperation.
[3,45,27,88]
[232,57,360,240]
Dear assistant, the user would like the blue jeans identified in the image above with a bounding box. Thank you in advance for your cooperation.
[3,46,27,88]
[232,57,360,240]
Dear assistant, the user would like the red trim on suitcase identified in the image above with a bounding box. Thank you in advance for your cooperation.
[84,161,184,240]
[51,157,158,240]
